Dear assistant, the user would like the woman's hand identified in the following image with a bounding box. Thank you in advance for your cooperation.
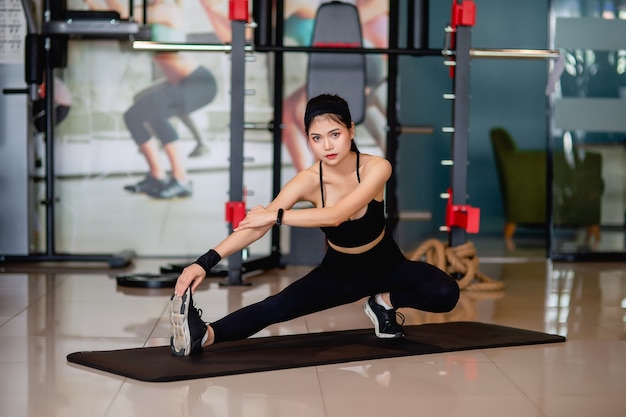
[234,206,277,231]
[174,263,207,297]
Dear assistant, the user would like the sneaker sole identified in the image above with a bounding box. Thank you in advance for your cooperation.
[149,190,193,199]
[363,300,404,339]
[170,290,192,356]
[188,147,209,158]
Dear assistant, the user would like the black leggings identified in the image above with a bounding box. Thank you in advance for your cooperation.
[123,66,216,146]
[211,233,460,343]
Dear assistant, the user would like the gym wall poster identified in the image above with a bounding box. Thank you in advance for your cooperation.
[49,0,388,257]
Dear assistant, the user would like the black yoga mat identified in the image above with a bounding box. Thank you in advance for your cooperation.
[67,322,565,382]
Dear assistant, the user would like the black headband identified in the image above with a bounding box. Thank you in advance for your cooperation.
[304,99,352,130]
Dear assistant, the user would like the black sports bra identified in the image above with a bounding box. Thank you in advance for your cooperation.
[319,153,386,248]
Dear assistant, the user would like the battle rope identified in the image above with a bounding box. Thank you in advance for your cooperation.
[406,239,505,292]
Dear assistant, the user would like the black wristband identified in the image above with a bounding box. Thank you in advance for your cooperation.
[193,249,221,275]
[276,208,284,226]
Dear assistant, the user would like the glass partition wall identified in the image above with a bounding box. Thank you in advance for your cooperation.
[549,0,626,260]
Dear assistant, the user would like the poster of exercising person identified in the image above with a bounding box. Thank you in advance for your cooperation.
[51,0,388,256]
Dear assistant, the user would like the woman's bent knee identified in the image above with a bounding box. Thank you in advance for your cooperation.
[439,278,460,312]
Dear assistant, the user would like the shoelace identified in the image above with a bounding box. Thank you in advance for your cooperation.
[193,305,208,325]
[394,310,406,326]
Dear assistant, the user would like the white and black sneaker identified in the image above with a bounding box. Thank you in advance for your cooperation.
[123,174,168,194]
[364,296,405,339]
[170,288,207,356]
[149,178,192,199]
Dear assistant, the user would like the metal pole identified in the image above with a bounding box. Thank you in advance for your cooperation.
[43,3,56,256]
[385,0,400,234]
[226,18,246,285]
[270,0,285,263]
[469,48,560,59]
[449,25,471,248]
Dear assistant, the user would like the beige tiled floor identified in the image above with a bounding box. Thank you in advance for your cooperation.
[1,255,625,417]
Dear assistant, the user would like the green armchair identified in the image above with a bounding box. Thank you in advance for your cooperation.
[490,127,603,242]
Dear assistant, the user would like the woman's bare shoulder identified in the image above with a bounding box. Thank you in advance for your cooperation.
[281,164,322,202]
[360,153,392,173]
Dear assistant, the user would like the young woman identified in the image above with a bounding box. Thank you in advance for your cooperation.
[170,94,459,356]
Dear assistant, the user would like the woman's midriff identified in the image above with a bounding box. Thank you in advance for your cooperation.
[154,53,198,84]
[326,229,385,255]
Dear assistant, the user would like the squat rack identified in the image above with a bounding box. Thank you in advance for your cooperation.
[252,0,557,252]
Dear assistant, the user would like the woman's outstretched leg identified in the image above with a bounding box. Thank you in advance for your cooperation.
[171,261,373,355]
